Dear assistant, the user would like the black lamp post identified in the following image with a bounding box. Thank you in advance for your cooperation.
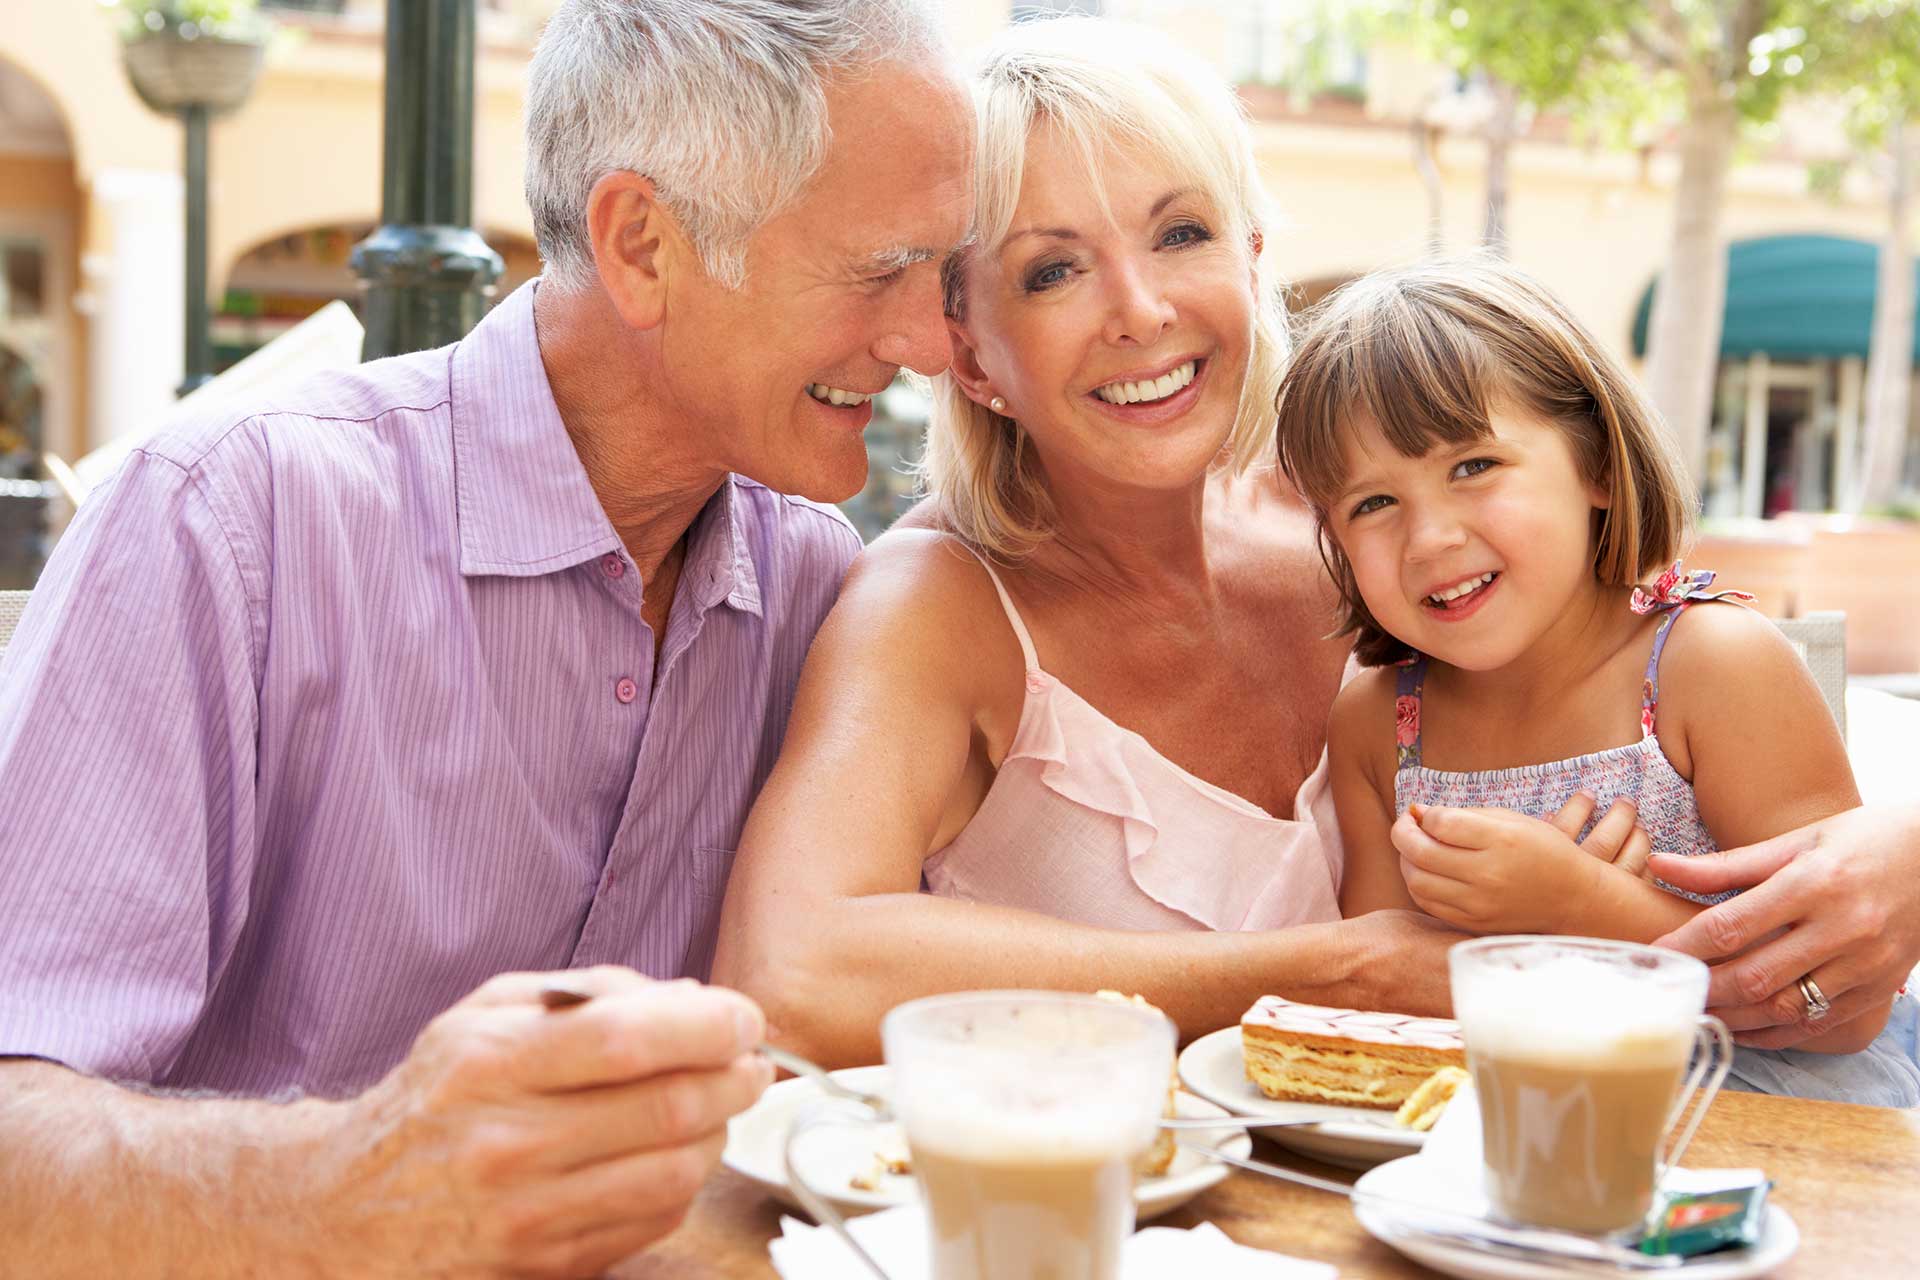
[121,19,265,398]
[352,0,504,359]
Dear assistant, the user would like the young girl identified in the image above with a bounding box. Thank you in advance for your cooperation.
[1275,258,1918,1106]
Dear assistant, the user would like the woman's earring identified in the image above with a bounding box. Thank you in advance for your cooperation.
[989,396,1008,415]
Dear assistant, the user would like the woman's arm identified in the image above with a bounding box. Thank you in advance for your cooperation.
[1329,672,1419,916]
[711,530,1462,1066]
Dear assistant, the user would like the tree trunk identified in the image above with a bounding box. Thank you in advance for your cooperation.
[1483,78,1519,257]
[1857,119,1916,512]
[1412,119,1445,255]
[1643,93,1740,480]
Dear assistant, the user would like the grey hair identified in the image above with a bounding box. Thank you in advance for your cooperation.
[526,0,946,292]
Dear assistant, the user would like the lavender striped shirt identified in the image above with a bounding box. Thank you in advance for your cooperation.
[0,282,860,1098]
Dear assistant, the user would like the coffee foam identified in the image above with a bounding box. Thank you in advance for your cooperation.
[893,1060,1166,1163]
[1456,954,1699,1064]
[899,1097,1159,1164]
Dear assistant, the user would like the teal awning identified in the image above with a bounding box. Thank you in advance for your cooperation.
[1631,234,1920,361]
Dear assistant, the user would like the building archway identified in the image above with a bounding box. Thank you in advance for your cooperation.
[218,222,542,367]
[0,56,79,468]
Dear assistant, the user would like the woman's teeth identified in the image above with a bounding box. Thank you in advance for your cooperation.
[806,384,874,407]
[1093,360,1196,406]
[1427,573,1496,606]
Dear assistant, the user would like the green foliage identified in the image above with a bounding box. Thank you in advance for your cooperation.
[104,0,267,42]
[1411,0,1920,141]
[1235,0,1397,93]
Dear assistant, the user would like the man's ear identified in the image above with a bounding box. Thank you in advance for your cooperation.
[585,171,686,331]
[944,317,1001,412]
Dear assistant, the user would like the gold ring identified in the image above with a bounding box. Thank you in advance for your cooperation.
[1797,974,1832,1021]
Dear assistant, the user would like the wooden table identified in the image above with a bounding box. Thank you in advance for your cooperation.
[632,1091,1920,1277]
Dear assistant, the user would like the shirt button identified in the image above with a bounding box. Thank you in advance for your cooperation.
[615,676,638,704]
[601,553,625,579]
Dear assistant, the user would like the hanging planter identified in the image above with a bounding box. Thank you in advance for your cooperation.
[112,1,268,115]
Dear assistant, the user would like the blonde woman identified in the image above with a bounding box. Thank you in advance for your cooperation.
[712,17,1472,1065]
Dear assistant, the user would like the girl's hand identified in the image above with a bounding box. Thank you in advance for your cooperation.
[1548,792,1653,877]
[1391,803,1603,934]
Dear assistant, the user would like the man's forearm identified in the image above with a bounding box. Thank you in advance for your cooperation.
[721,893,1448,1066]
[1,1059,344,1279]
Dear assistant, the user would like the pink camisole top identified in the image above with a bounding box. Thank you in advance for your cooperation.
[921,550,1346,931]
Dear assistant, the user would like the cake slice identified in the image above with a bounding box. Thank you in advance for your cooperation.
[1393,1065,1470,1131]
[1241,995,1464,1111]
[1096,989,1178,1176]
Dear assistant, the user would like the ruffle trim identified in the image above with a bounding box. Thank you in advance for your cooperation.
[1001,671,1341,931]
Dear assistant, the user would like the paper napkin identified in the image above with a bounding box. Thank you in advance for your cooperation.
[768,1205,1338,1279]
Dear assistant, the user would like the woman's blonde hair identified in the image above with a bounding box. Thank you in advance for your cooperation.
[918,16,1289,559]
[1275,256,1696,667]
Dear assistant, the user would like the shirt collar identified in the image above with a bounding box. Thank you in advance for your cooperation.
[449,280,621,578]
[449,281,762,617]
[683,475,764,618]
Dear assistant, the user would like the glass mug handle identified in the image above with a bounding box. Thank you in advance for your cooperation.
[782,1097,899,1280]
[1657,1013,1735,1182]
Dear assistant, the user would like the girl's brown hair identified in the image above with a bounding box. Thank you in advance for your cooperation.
[1275,257,1695,666]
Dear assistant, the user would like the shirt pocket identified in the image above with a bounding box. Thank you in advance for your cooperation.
[681,845,737,981]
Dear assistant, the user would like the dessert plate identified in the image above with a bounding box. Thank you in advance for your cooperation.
[1177,1026,1426,1169]
[1351,1154,1799,1280]
[723,1064,1250,1222]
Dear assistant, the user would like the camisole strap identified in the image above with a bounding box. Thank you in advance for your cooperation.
[1393,654,1428,771]
[1630,562,1753,741]
[1639,602,1690,741]
[956,543,1040,672]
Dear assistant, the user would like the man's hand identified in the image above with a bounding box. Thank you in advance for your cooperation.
[1651,806,1920,1049]
[1391,804,1601,935]
[327,966,773,1278]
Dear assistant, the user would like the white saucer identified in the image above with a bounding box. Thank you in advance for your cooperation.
[1177,1025,1426,1169]
[1351,1154,1800,1280]
[721,1064,1249,1222]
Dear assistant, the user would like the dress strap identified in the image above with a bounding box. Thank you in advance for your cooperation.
[1630,562,1754,740]
[956,543,1040,672]
[1393,654,1428,771]
[1639,606,1688,741]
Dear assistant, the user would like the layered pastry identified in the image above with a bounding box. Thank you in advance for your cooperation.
[1393,1065,1470,1131]
[1241,996,1465,1110]
[1096,989,1178,1176]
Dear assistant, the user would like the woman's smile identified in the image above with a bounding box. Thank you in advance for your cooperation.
[1085,355,1210,426]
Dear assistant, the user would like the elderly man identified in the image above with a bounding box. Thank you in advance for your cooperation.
[0,1,969,1275]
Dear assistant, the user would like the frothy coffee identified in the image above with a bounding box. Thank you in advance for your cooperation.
[883,994,1173,1280]
[1453,947,1706,1236]
[912,1141,1139,1280]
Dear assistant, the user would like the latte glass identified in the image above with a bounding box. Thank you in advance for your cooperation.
[785,990,1175,1280]
[1449,937,1733,1237]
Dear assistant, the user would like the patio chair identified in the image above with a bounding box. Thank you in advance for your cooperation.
[1772,612,1848,744]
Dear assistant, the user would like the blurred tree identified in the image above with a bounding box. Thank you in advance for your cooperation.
[1408,3,1629,258]
[1821,20,1920,512]
[1416,1,1917,483]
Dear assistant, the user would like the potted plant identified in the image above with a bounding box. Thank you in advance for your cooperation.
[110,1,268,115]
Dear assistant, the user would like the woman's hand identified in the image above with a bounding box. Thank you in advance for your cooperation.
[1390,804,1602,934]
[1651,805,1920,1048]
